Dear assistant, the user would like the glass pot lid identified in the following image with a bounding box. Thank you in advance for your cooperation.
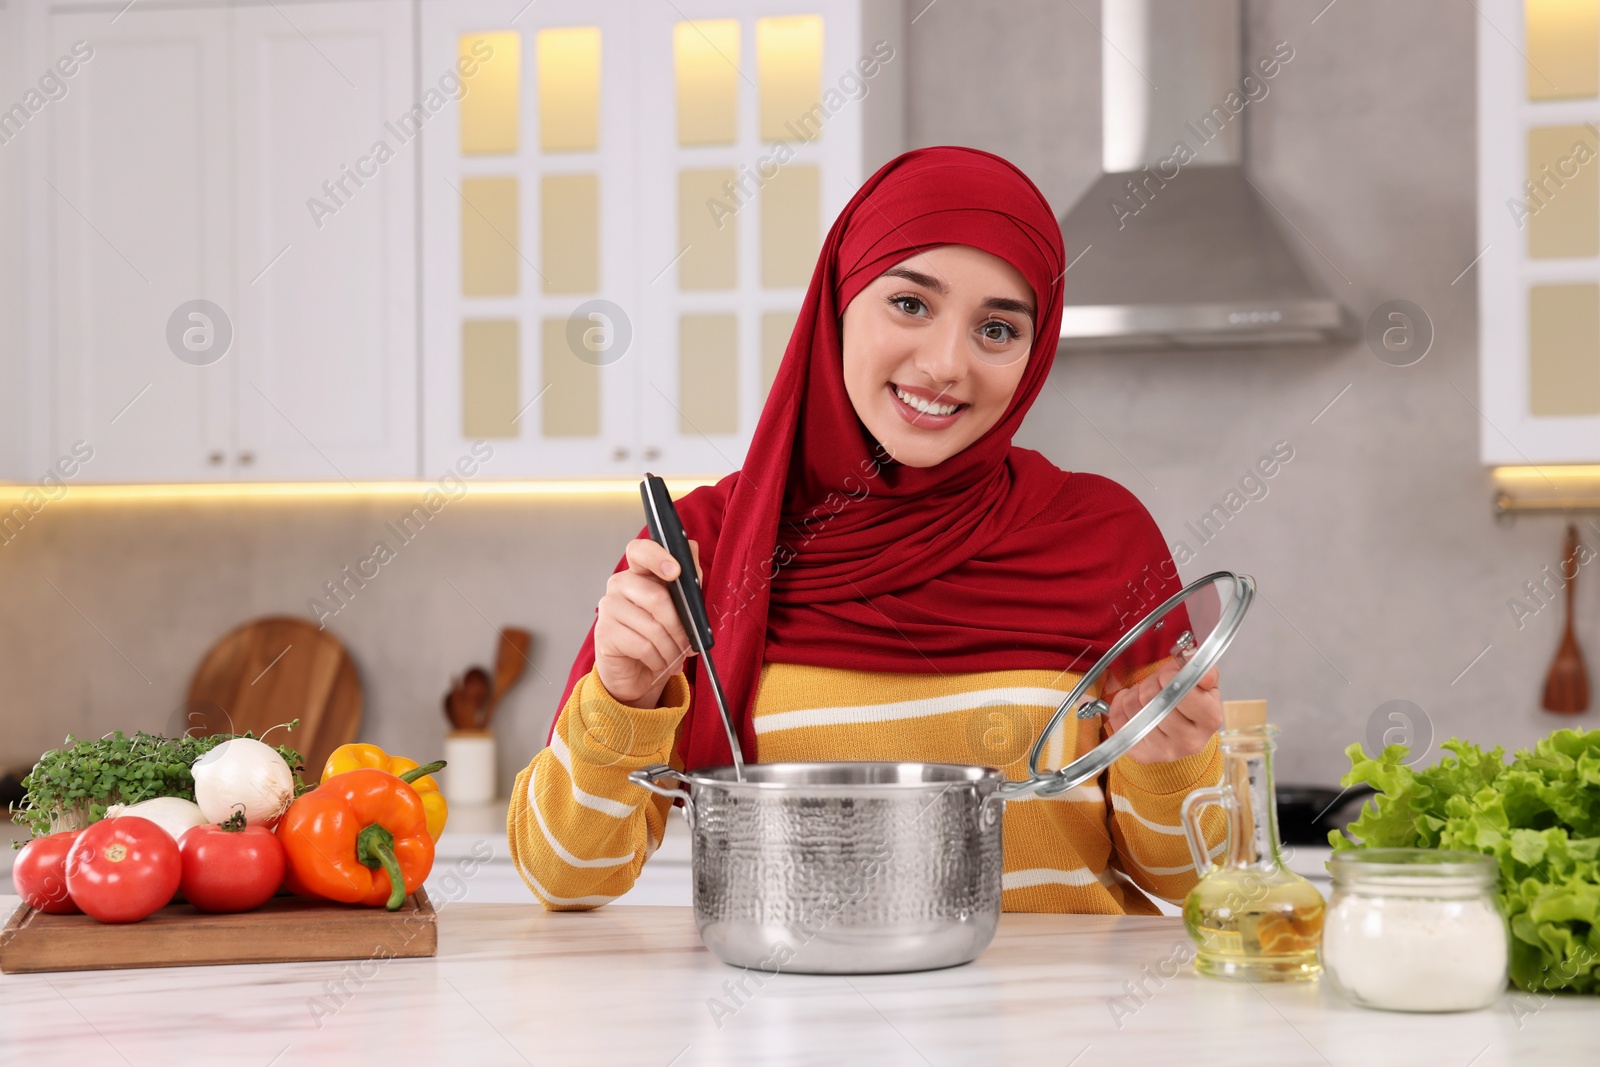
[998,570,1257,801]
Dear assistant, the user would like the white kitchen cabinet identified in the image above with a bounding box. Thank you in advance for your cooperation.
[26,0,905,483]
[420,0,905,479]
[0,1,42,483]
[43,1,417,483]
[233,1,418,481]
[48,10,233,482]
[1478,0,1600,464]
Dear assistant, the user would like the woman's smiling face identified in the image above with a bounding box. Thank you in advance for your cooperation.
[840,244,1037,468]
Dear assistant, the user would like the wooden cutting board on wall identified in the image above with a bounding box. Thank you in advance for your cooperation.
[184,616,363,777]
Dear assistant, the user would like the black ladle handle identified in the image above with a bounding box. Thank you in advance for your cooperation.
[641,473,713,656]
[640,474,745,779]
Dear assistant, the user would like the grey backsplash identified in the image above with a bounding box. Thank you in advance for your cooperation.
[2,1,1594,791]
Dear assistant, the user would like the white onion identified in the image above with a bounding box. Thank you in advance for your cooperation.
[191,738,295,827]
[105,797,208,844]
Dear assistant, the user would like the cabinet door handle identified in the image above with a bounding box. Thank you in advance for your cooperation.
[208,451,225,466]
[612,447,630,461]
[237,451,255,466]
[643,446,661,461]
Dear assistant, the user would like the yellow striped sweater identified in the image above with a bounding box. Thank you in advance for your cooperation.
[508,662,1225,914]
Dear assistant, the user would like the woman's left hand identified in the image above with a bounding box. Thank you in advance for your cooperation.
[1104,658,1222,764]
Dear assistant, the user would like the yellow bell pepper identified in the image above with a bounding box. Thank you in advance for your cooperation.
[322,743,448,841]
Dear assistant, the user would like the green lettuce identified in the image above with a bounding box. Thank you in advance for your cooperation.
[1332,730,1600,994]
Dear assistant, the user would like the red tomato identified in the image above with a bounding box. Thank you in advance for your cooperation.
[65,816,181,923]
[178,822,286,913]
[13,830,82,914]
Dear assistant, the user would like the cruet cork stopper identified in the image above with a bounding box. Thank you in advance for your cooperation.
[1223,699,1268,730]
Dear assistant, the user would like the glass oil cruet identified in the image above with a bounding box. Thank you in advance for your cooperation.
[1181,699,1325,981]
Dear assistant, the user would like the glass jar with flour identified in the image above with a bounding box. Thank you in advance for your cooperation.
[1321,848,1508,1012]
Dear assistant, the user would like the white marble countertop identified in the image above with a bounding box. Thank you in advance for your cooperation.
[2,894,1593,1066]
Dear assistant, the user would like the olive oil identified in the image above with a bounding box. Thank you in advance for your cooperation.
[1180,700,1325,981]
[1183,866,1325,980]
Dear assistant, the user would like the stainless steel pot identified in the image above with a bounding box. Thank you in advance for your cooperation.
[629,571,1255,974]
[632,761,1004,974]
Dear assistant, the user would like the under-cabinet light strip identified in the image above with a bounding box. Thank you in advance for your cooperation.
[1492,466,1600,513]
[0,478,724,505]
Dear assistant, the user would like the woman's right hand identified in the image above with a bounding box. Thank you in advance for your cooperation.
[593,537,701,708]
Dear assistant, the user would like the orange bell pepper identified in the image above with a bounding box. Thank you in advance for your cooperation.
[277,767,438,910]
[322,743,448,841]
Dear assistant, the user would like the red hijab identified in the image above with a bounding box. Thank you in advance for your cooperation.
[549,146,1184,771]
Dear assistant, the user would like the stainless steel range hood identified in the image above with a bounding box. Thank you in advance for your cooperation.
[1057,0,1353,351]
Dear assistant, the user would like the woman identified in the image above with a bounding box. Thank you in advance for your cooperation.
[508,146,1224,914]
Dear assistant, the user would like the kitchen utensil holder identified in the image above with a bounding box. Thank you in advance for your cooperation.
[444,729,496,804]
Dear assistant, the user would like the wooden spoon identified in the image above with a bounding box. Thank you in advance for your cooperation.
[444,678,476,731]
[461,667,493,730]
[1542,523,1590,714]
[484,627,533,728]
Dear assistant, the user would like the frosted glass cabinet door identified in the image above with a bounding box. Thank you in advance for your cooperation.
[233,2,419,481]
[419,0,641,480]
[1478,0,1600,463]
[49,10,234,482]
[633,0,903,477]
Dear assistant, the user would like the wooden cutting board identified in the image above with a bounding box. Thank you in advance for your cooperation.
[184,616,363,777]
[0,891,435,973]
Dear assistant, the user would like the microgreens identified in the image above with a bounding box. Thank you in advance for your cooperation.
[8,721,311,844]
